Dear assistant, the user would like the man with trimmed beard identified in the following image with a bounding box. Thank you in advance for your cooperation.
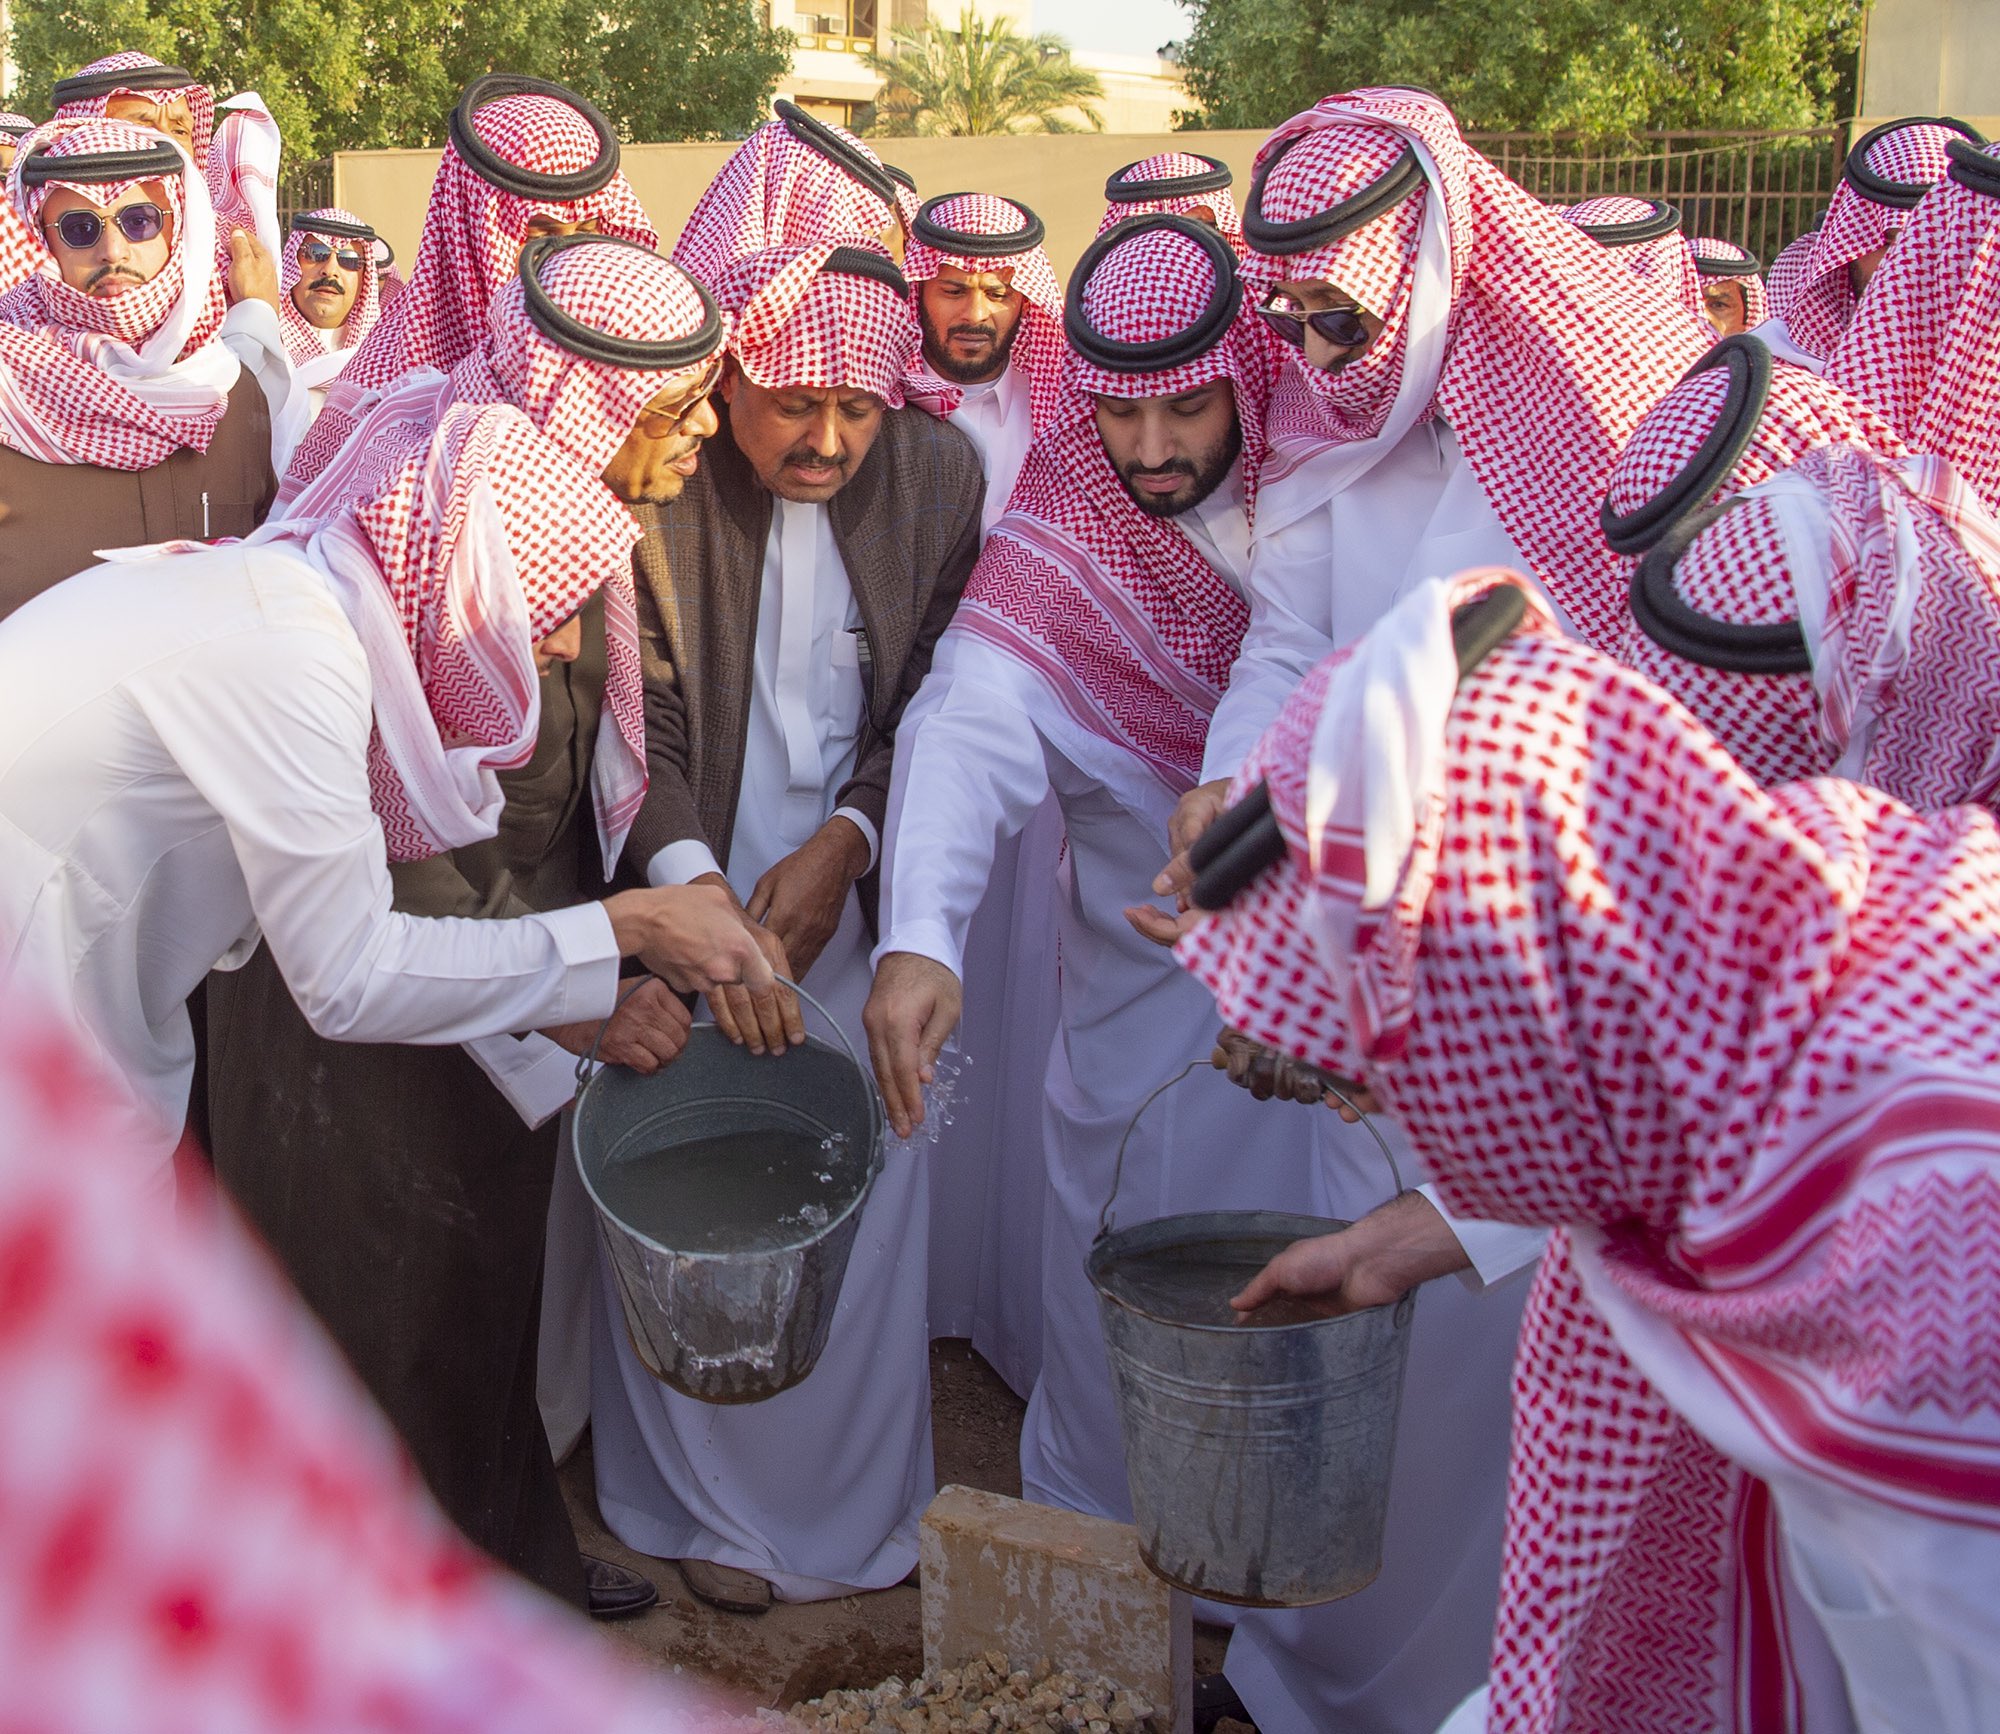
[865,215,1524,1734]
[0,118,298,615]
[586,238,984,1616]
[278,207,383,418]
[903,192,1067,533]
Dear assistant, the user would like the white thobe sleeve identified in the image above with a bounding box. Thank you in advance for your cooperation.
[874,638,1053,981]
[144,626,619,1044]
[1417,1183,1549,1290]
[1200,506,1339,784]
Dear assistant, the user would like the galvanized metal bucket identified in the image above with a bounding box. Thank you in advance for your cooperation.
[573,977,883,1405]
[1087,1060,1415,1606]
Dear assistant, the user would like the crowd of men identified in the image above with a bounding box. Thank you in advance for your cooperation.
[0,53,1996,1734]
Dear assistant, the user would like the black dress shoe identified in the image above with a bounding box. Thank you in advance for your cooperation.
[583,1553,660,1620]
[1193,1672,1256,1733]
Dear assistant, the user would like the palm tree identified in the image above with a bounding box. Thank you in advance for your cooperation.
[862,7,1105,137]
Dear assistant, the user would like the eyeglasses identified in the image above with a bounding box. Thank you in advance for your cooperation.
[42,203,167,250]
[298,239,366,272]
[1257,292,1373,352]
[636,352,726,438]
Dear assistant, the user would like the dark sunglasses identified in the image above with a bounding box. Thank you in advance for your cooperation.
[42,203,167,250]
[298,238,367,272]
[1258,293,1372,351]
[636,351,726,438]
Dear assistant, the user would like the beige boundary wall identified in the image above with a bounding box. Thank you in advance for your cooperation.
[1857,0,2000,145]
[333,131,1272,282]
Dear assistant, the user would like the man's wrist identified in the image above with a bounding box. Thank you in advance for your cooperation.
[824,813,873,879]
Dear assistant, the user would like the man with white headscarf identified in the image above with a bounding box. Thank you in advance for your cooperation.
[584,237,984,1616]
[1762,116,1982,369]
[1182,568,2000,1733]
[203,236,735,1619]
[0,236,769,1201]
[278,207,384,418]
[0,117,301,615]
[866,215,1523,1734]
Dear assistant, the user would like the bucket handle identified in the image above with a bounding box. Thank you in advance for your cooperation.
[1095,1049,1407,1241]
[572,973,878,1117]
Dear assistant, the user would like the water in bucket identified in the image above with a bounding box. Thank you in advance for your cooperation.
[574,979,884,1404]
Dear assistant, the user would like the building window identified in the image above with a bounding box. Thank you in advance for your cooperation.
[791,0,878,50]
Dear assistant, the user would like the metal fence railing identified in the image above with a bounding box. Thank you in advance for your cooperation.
[276,157,335,228]
[1466,128,1844,267]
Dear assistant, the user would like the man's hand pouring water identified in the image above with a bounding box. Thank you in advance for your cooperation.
[862,953,964,1139]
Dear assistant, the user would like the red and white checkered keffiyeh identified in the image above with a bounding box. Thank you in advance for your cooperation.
[1786,121,1970,363]
[271,242,721,868]
[205,90,282,265]
[952,219,1281,797]
[1764,228,1818,321]
[1691,235,1770,327]
[1606,346,1905,536]
[0,996,740,1733]
[1631,445,2000,808]
[1829,142,2000,516]
[1559,195,1708,319]
[285,88,655,495]
[0,118,237,467]
[277,207,382,383]
[1180,568,2000,1732]
[671,105,901,289]
[902,192,1069,433]
[1242,87,1712,653]
[1097,150,1245,253]
[719,238,918,405]
[0,182,40,291]
[51,51,214,166]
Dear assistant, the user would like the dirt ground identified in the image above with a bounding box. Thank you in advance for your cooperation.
[565,1337,1228,1713]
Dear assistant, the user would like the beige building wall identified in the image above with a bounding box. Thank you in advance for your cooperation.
[1856,0,2000,140]
[333,129,1268,281]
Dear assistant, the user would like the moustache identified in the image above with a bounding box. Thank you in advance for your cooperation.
[305,276,345,293]
[1123,459,1197,482]
[84,264,148,290]
[947,323,997,342]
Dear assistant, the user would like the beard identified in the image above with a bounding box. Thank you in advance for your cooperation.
[1113,415,1243,519]
[920,303,1023,385]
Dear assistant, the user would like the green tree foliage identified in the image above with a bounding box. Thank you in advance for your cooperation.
[1174,0,1869,136]
[862,6,1104,137]
[7,0,792,159]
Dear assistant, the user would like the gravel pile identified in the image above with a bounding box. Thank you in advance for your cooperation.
[751,1653,1165,1732]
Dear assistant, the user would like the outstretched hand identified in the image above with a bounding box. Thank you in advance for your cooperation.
[225,227,280,313]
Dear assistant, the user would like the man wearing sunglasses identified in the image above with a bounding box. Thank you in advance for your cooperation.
[277,207,384,419]
[0,118,299,620]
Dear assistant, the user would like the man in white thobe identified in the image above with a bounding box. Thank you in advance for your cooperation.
[0,265,768,1194]
[585,240,985,1613]
[866,215,1531,1734]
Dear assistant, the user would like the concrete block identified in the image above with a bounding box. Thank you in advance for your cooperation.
[919,1484,1193,1734]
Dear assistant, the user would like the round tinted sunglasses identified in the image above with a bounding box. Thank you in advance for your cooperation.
[43,202,167,250]
[298,238,367,272]
[1258,293,1372,351]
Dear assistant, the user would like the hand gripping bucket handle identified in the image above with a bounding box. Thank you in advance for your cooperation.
[576,976,880,1136]
[1096,1054,1406,1241]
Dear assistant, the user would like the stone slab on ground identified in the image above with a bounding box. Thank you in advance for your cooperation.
[920,1485,1193,1734]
